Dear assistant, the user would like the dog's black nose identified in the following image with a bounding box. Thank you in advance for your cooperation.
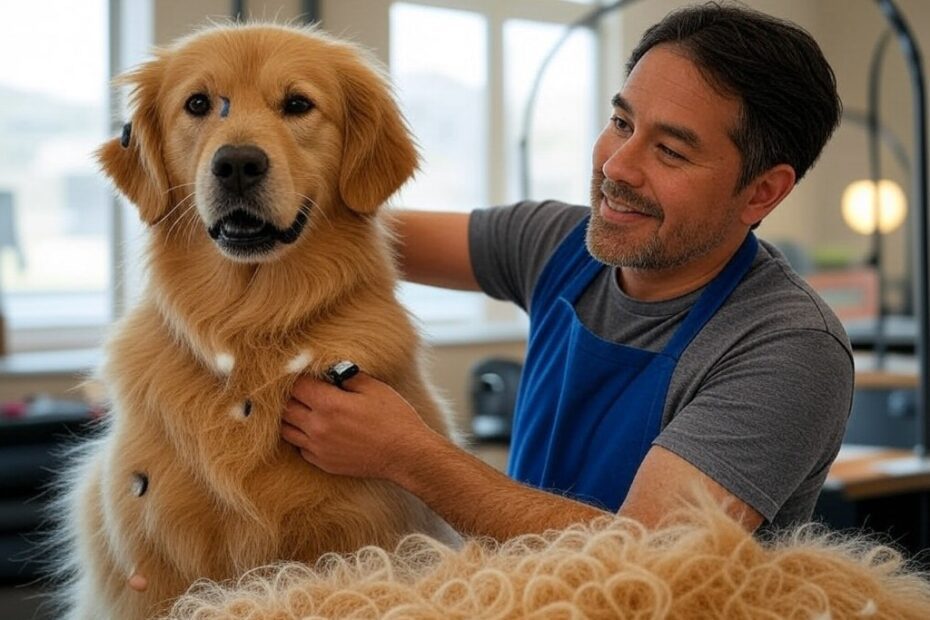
[211,145,269,195]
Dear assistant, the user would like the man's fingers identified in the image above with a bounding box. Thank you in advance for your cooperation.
[291,368,376,407]
[291,375,329,406]
[284,396,311,417]
[337,370,376,393]
[282,421,312,450]
[282,399,312,433]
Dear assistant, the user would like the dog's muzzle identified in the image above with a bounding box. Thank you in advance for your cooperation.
[206,143,310,258]
[208,208,309,256]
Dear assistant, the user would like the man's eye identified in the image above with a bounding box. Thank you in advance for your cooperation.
[283,94,315,116]
[659,144,685,161]
[185,93,211,116]
[610,115,630,132]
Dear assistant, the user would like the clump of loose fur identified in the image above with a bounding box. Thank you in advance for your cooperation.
[164,492,930,619]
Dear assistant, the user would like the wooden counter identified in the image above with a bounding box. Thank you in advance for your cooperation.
[855,370,918,390]
[825,444,930,500]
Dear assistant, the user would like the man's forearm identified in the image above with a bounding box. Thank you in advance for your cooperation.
[388,210,480,290]
[390,429,608,540]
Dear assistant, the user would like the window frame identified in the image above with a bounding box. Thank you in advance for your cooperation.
[2,0,155,354]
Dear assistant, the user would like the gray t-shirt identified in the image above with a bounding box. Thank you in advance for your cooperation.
[469,200,854,528]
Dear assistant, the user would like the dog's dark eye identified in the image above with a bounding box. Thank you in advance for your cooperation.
[185,94,212,117]
[283,95,314,116]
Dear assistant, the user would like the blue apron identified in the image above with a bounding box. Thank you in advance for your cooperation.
[508,217,758,511]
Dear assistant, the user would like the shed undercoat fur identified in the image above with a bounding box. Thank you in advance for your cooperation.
[164,491,930,619]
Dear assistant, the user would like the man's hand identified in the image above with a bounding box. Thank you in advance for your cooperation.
[282,371,436,481]
[281,370,608,539]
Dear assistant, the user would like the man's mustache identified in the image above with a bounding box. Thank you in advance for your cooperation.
[599,178,663,218]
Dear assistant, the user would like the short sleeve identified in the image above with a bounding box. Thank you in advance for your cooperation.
[653,328,853,522]
[468,201,587,311]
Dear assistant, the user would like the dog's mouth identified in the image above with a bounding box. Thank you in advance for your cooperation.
[207,207,309,257]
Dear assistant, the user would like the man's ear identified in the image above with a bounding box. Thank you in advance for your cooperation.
[337,49,419,215]
[96,56,171,225]
[740,164,796,227]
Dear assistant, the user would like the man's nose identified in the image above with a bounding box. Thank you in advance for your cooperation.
[211,145,269,195]
[600,136,645,187]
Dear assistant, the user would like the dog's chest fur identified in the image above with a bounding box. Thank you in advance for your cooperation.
[93,291,437,581]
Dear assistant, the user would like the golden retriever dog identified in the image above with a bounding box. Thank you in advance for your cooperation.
[54,23,456,620]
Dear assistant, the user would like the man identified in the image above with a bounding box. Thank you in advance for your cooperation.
[281,2,852,540]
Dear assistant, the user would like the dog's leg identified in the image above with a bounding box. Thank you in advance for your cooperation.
[58,446,121,620]
[57,437,172,620]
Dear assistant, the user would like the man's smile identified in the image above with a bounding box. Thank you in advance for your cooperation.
[599,195,657,225]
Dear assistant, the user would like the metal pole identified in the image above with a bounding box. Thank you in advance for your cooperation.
[868,31,892,367]
[874,0,929,553]
[518,0,644,200]
[232,0,246,21]
[301,0,321,25]
[873,0,929,455]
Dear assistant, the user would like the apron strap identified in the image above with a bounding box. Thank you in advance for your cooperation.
[662,232,758,359]
[531,216,601,310]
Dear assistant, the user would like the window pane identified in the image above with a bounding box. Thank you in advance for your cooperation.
[505,19,596,204]
[389,2,487,326]
[0,0,111,329]
[389,2,487,212]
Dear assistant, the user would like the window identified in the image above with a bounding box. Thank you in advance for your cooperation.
[503,18,597,204]
[0,0,156,353]
[374,0,602,338]
[390,4,489,213]
[389,3,489,326]
[0,0,111,350]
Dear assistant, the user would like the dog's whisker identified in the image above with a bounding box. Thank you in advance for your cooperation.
[294,192,319,206]
[295,193,330,225]
[173,208,193,248]
[163,205,199,252]
[164,182,197,195]
[163,198,198,247]
[167,191,196,214]
[158,192,197,229]
[183,207,204,247]
[161,203,194,248]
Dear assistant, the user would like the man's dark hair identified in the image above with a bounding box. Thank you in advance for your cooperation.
[626,2,842,191]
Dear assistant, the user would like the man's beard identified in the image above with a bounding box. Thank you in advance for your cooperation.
[585,172,733,270]
[586,174,665,268]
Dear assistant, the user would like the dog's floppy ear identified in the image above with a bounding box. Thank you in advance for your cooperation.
[338,54,419,214]
[96,56,171,225]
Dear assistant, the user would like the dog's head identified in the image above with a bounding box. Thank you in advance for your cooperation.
[98,24,417,263]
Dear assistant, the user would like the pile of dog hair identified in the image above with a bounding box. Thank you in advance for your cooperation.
[165,495,930,619]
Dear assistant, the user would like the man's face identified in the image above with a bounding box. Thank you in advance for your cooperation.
[588,44,752,271]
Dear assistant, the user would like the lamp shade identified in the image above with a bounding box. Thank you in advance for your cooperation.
[841,179,908,235]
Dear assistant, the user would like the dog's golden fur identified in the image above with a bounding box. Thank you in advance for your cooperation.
[162,491,930,619]
[56,23,455,620]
